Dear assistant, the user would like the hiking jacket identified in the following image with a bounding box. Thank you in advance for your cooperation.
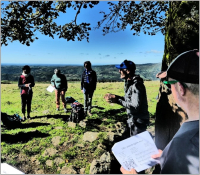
[81,69,97,93]
[51,73,68,91]
[117,75,149,122]
[18,74,35,95]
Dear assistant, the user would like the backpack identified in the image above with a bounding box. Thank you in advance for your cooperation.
[69,102,84,123]
[65,96,76,104]
[1,112,22,128]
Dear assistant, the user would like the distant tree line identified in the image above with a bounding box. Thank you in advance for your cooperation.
[1,63,161,83]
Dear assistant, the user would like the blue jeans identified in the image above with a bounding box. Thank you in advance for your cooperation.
[84,91,94,112]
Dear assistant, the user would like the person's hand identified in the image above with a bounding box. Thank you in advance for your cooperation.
[25,83,31,87]
[120,166,137,174]
[151,149,163,159]
[104,93,117,103]
[81,90,83,93]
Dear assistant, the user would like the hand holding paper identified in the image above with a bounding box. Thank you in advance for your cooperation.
[46,85,55,93]
[120,166,138,174]
[112,131,160,172]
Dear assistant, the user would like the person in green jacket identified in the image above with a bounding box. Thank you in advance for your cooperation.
[51,69,68,112]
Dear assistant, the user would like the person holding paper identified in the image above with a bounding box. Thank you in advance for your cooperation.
[104,60,149,137]
[18,65,35,121]
[51,69,68,112]
[120,50,199,174]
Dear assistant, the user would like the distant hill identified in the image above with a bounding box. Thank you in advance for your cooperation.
[1,63,161,82]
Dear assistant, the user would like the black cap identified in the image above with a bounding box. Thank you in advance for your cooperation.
[156,50,199,84]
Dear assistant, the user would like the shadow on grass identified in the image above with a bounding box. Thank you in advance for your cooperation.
[1,130,50,144]
[92,105,105,110]
[98,108,127,123]
[31,114,70,122]
[19,122,50,129]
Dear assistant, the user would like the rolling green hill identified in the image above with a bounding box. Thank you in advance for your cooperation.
[1,63,161,82]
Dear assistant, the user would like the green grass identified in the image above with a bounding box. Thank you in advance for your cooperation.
[1,81,159,174]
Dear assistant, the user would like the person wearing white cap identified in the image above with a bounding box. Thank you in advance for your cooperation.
[120,50,199,174]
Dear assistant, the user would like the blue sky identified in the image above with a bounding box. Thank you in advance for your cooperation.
[1,1,165,65]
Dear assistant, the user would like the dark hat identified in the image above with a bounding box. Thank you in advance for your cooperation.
[115,60,136,71]
[22,65,31,74]
[156,50,199,84]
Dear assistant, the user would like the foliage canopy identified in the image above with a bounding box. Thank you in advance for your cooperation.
[1,1,168,46]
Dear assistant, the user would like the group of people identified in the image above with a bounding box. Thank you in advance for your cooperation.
[18,61,97,120]
[18,50,199,174]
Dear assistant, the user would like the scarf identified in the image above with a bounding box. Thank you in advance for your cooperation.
[22,72,30,78]
[20,73,31,95]
[85,69,91,83]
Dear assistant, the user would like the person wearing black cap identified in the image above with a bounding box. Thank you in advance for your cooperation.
[104,60,149,138]
[51,69,68,112]
[18,65,35,121]
[120,50,199,174]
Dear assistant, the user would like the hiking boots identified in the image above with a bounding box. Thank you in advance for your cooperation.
[56,108,60,111]
[64,108,68,113]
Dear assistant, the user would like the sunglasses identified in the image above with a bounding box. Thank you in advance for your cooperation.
[163,80,187,89]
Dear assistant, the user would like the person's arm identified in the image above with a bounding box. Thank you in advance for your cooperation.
[117,82,144,113]
[30,75,35,87]
[81,72,84,90]
[93,71,97,90]
[18,76,24,88]
[51,75,55,87]
[65,76,68,91]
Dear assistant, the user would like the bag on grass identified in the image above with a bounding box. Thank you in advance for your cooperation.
[65,96,76,104]
[69,102,84,123]
[1,112,22,128]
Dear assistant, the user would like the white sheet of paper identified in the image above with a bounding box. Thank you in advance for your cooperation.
[112,131,160,172]
[46,85,55,93]
[1,163,24,174]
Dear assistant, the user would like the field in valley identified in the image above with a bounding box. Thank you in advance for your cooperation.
[1,81,160,174]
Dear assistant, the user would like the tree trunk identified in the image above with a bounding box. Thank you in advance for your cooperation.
[155,1,199,150]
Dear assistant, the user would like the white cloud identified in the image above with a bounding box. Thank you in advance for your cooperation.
[145,50,163,54]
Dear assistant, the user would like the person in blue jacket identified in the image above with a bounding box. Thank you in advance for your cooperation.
[81,61,97,116]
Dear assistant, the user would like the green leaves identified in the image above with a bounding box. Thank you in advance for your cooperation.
[96,1,169,36]
[1,1,99,46]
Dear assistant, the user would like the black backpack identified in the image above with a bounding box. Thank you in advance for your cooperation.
[69,102,84,123]
[1,112,22,128]
[65,96,76,104]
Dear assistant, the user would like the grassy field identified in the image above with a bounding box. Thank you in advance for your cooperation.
[1,81,160,174]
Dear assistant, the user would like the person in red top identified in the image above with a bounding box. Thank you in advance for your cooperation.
[18,65,35,121]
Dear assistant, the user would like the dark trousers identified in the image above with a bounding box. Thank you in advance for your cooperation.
[21,92,33,114]
[84,91,94,112]
[126,117,148,137]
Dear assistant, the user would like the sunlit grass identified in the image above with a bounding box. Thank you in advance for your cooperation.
[1,81,159,174]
